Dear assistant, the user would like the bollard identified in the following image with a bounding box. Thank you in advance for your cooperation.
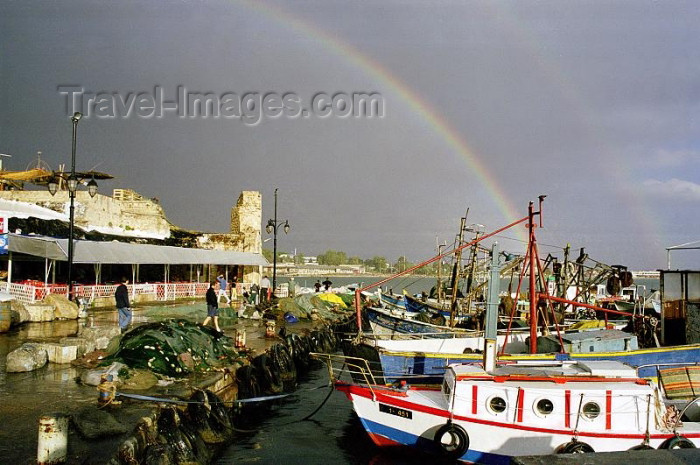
[37,413,68,464]
[265,320,276,338]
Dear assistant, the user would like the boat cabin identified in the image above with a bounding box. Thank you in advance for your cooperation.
[441,361,657,434]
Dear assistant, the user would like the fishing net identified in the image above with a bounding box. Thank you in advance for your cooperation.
[107,320,241,377]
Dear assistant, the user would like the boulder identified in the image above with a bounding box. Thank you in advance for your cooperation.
[40,342,78,364]
[78,326,121,350]
[10,299,30,325]
[24,304,54,322]
[43,294,79,320]
[60,336,95,357]
[6,343,48,372]
[73,407,128,439]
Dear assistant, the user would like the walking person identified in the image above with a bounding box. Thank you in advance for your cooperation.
[216,274,231,305]
[202,281,222,333]
[260,275,270,302]
[230,276,238,302]
[115,277,132,332]
[249,283,259,305]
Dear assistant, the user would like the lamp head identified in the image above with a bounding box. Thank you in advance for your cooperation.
[47,177,58,196]
[266,219,274,234]
[71,112,82,123]
[283,221,290,234]
[87,177,98,198]
[67,175,78,194]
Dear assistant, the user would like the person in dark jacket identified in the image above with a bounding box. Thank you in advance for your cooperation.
[202,281,222,332]
[115,277,131,331]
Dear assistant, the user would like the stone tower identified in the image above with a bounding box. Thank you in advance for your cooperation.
[230,191,262,254]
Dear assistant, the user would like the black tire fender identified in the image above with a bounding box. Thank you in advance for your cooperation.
[658,435,696,449]
[556,440,595,454]
[255,353,283,394]
[433,422,469,459]
[205,390,232,430]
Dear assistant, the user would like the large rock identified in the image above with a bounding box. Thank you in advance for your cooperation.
[60,336,95,357]
[43,294,79,320]
[40,342,78,364]
[24,304,54,322]
[78,326,121,350]
[6,343,48,372]
[73,407,129,439]
[10,299,30,325]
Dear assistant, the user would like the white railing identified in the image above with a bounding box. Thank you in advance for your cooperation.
[5,281,241,306]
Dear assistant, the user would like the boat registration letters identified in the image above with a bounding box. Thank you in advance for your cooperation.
[379,403,412,419]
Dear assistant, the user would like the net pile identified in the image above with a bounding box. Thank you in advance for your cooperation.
[109,320,240,377]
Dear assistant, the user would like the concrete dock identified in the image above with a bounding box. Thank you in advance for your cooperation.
[0,300,351,464]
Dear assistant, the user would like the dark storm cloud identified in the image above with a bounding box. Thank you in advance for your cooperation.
[2,0,699,268]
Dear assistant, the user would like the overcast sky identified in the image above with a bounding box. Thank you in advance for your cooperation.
[2,1,699,269]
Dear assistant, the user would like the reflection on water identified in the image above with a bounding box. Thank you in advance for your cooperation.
[25,320,80,339]
[215,364,433,465]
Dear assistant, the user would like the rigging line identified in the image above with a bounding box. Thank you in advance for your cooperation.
[493,233,567,251]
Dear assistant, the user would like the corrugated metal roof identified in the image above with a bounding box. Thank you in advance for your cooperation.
[7,234,267,266]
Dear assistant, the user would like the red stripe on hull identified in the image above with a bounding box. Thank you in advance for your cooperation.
[368,432,403,447]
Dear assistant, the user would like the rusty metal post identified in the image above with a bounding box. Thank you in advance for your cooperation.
[37,413,68,464]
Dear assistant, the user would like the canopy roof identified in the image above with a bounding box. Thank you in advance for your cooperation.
[7,234,268,266]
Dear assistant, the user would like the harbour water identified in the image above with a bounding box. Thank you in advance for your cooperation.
[215,363,431,465]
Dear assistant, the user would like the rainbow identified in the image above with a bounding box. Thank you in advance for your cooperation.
[238,0,527,239]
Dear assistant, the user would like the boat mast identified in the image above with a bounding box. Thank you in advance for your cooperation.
[528,196,546,354]
[449,213,467,328]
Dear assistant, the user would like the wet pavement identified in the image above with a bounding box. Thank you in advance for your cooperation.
[0,300,293,464]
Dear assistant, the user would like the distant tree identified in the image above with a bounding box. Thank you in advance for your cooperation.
[262,248,273,262]
[394,256,414,273]
[317,250,347,266]
[347,256,363,265]
[365,256,388,273]
[294,253,306,265]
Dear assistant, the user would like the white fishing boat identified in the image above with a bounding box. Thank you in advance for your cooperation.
[317,353,700,464]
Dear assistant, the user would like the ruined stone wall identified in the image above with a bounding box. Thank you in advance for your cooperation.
[0,190,170,237]
[230,191,262,254]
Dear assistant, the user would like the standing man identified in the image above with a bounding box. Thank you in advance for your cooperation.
[202,281,222,333]
[216,274,231,305]
[260,275,271,302]
[115,277,131,332]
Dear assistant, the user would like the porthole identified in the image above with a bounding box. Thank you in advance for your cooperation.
[488,396,507,414]
[582,402,601,419]
[536,398,554,415]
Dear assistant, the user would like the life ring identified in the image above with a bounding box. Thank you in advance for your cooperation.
[658,435,696,449]
[555,440,594,454]
[433,422,469,459]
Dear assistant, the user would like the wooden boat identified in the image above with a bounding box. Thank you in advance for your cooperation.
[317,354,700,464]
[379,291,406,311]
[365,306,476,338]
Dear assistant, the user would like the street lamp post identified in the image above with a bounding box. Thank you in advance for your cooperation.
[66,112,81,300]
[265,188,289,297]
[47,112,99,300]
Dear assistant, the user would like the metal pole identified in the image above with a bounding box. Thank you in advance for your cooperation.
[272,188,278,295]
[67,113,79,300]
[528,201,538,354]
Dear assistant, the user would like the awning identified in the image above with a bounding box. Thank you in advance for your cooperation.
[6,234,268,266]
